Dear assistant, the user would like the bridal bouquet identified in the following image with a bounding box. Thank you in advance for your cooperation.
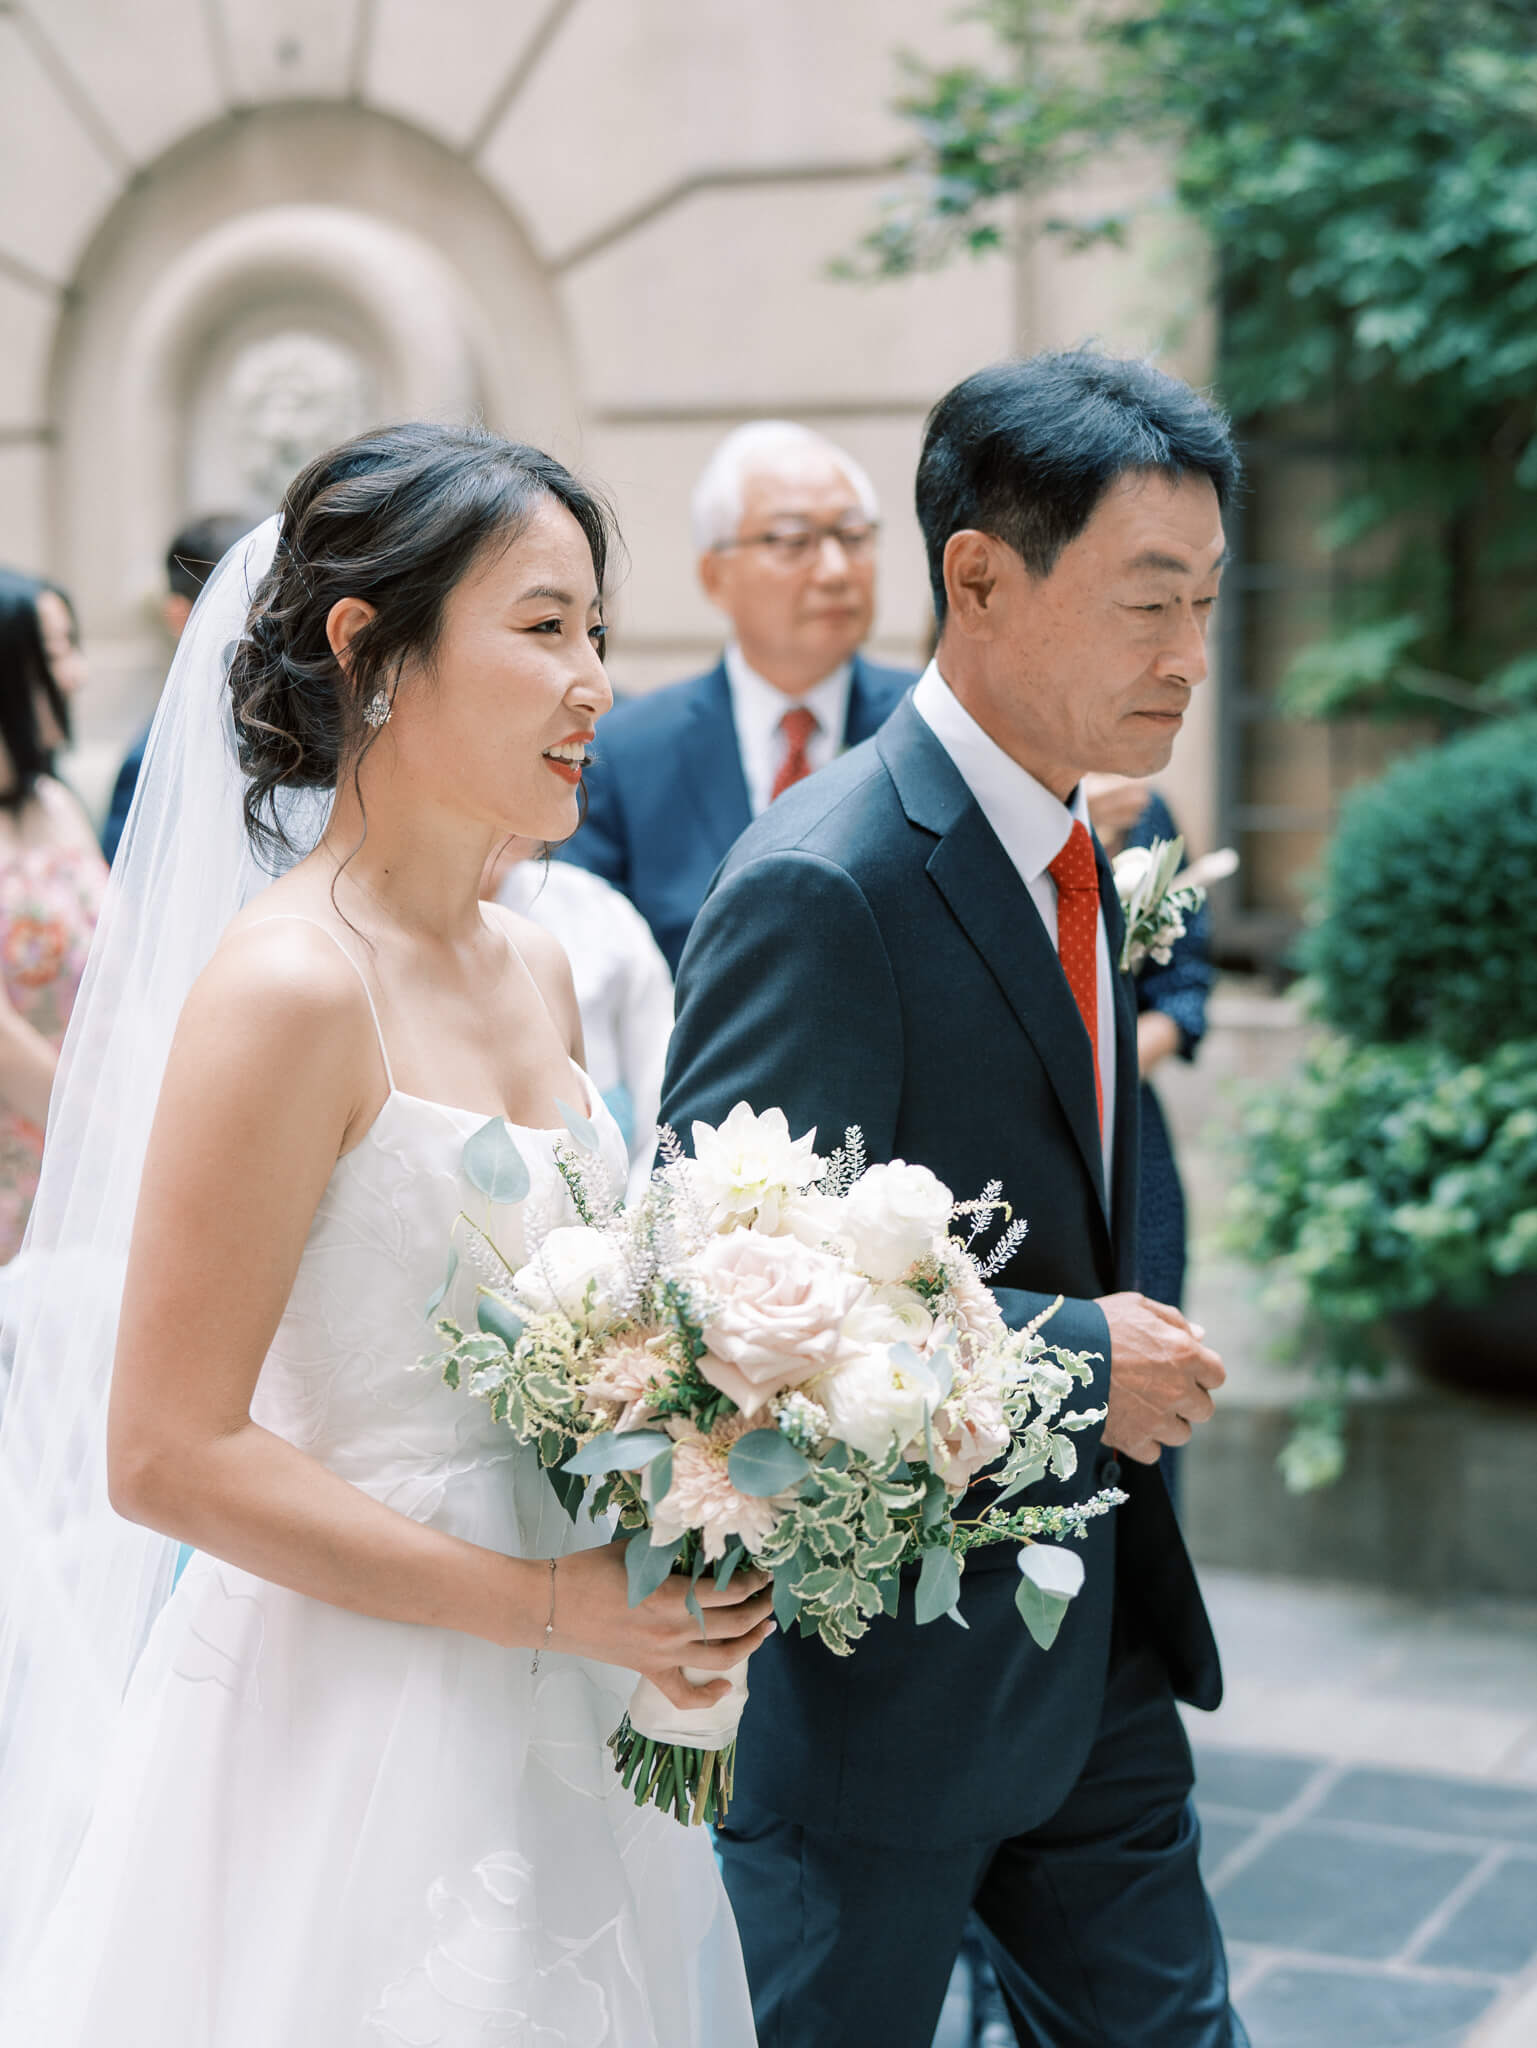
[425,1102,1123,1826]
[1113,834,1239,972]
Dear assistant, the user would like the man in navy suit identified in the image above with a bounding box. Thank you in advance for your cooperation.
[663,352,1248,2047]
[560,420,912,972]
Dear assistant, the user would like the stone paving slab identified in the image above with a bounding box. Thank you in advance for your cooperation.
[934,1570,1537,2047]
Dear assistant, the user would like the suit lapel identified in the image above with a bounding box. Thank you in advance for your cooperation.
[680,663,751,860]
[880,702,1111,1234]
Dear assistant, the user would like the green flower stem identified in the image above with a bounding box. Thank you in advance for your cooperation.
[606,1715,737,1827]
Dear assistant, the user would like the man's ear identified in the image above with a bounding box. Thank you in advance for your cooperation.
[326,597,377,671]
[942,530,1003,640]
[697,549,730,613]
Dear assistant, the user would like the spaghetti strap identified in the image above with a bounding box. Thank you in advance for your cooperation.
[246,914,395,1094]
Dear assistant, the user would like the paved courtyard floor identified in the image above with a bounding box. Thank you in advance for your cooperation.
[935,1570,1537,2048]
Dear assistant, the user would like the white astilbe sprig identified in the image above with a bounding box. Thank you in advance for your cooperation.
[950,1181,1030,1278]
[975,1216,1029,1279]
[816,1125,866,1199]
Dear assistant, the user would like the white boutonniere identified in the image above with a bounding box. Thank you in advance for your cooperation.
[1112,836,1239,973]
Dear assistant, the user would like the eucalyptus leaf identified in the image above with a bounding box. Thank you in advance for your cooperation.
[562,1429,674,1476]
[475,1292,524,1352]
[626,1528,683,1607]
[645,1444,674,1508]
[556,1097,601,1155]
[424,1247,458,1321]
[715,1540,747,1590]
[462,1118,531,1205]
[915,1545,962,1626]
[1014,1571,1072,1651]
[727,1428,812,1499]
[772,1567,801,1632]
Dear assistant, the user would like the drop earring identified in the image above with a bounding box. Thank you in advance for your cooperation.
[362,689,392,729]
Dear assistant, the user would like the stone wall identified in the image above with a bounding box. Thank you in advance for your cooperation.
[0,0,1225,839]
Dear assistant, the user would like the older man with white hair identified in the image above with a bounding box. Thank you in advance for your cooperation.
[561,420,912,972]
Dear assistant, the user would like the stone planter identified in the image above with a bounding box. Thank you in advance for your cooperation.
[1390,1272,1537,1396]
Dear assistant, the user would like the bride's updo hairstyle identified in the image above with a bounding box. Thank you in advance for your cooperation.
[228,421,615,863]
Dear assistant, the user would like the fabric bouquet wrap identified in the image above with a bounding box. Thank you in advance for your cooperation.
[425,1101,1126,1826]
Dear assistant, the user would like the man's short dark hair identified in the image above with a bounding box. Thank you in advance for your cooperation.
[915,350,1241,623]
[166,513,252,602]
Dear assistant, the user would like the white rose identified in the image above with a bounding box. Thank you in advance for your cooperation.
[818,1345,943,1463]
[1111,844,1154,906]
[688,1102,824,1234]
[842,1283,937,1351]
[513,1225,626,1325]
[840,1161,955,1282]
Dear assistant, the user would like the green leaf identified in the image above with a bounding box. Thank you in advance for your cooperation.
[462,1118,531,1204]
[877,1574,900,1618]
[546,1462,587,1522]
[475,1292,524,1351]
[562,1429,674,1476]
[772,1566,801,1632]
[646,1444,674,1508]
[557,1097,601,1154]
[921,1470,951,1530]
[424,1247,458,1320]
[727,1428,812,1499]
[915,1545,961,1626]
[1014,1571,1072,1651]
[626,1528,683,1606]
[715,1540,747,1589]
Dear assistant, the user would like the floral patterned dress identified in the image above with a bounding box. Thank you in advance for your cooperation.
[0,841,105,1259]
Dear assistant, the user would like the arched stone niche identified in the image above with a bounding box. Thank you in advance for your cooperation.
[48,103,578,767]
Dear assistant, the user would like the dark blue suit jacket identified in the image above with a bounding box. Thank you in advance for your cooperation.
[560,654,912,973]
[662,695,1220,1849]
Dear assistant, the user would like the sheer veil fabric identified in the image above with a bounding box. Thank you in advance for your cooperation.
[0,519,292,1974]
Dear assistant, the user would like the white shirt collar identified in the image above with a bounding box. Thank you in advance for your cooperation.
[911,660,1088,883]
[723,645,853,815]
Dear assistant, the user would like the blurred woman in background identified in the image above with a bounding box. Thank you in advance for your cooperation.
[0,570,107,1260]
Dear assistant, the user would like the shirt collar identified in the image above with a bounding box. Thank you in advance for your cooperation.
[910,660,1089,884]
[723,644,853,750]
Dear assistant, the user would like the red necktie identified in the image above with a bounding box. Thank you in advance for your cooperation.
[770,706,819,801]
[1047,820,1103,1133]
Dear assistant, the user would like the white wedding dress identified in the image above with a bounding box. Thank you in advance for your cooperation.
[7,961,755,2047]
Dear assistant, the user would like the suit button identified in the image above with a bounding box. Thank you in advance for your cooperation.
[1101,1456,1122,1486]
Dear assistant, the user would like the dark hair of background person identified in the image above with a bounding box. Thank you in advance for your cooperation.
[0,569,75,813]
[915,349,1242,624]
[227,421,618,866]
[166,512,256,603]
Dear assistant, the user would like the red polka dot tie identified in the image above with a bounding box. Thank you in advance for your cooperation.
[1047,820,1103,1134]
[770,705,819,801]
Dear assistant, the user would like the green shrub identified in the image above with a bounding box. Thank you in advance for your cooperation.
[1233,1033,1537,1487]
[1233,1037,1537,1327]
[1300,717,1537,1057]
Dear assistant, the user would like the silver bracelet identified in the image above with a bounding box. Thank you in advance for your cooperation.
[530,1556,557,1675]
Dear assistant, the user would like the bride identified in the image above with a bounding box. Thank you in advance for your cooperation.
[0,423,768,2044]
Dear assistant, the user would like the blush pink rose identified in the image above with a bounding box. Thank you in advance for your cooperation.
[929,1371,1011,1490]
[691,1230,869,1415]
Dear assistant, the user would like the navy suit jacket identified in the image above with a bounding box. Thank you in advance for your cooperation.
[662,695,1221,1849]
[560,653,912,973]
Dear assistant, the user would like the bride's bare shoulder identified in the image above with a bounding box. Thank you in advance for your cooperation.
[180,901,377,1077]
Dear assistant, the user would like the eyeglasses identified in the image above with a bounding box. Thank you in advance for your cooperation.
[716,519,880,566]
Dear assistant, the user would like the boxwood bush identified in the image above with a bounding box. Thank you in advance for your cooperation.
[1299,716,1537,1059]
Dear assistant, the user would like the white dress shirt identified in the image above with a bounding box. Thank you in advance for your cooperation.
[912,661,1117,1195]
[724,645,852,817]
[497,859,676,1201]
